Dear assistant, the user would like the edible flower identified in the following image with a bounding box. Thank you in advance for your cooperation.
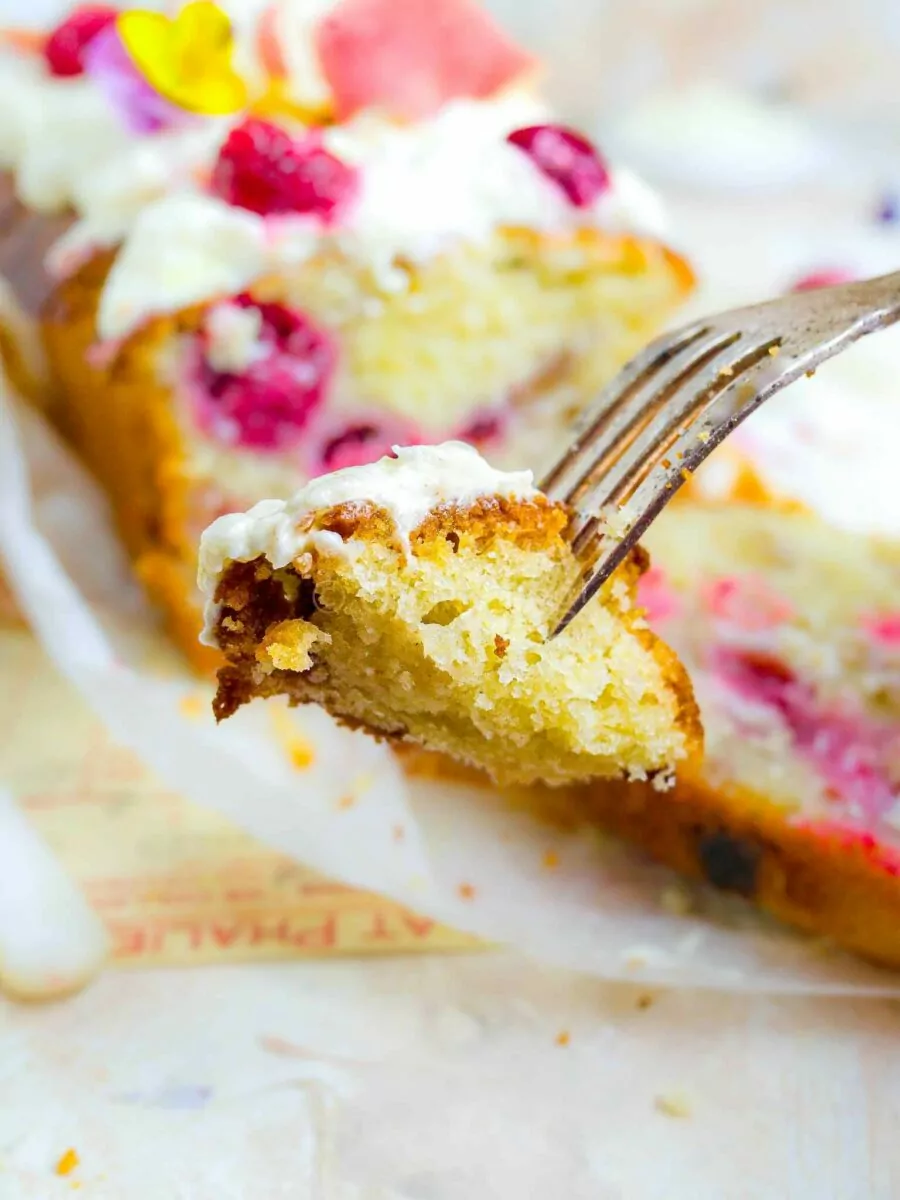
[117,1,247,115]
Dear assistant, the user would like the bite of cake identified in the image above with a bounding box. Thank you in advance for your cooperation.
[584,500,900,966]
[199,443,702,787]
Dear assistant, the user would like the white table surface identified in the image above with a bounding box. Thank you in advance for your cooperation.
[3,953,900,1199]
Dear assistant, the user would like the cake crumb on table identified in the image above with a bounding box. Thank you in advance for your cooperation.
[660,883,694,916]
[555,1030,571,1046]
[55,1149,79,1176]
[654,1092,692,1119]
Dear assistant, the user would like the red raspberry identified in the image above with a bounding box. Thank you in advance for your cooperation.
[507,124,610,208]
[319,425,393,471]
[211,119,359,221]
[44,5,118,78]
[199,300,335,451]
[790,269,854,293]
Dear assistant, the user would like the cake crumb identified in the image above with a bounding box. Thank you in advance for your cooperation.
[655,1091,691,1119]
[660,883,694,916]
[269,709,316,770]
[179,693,206,720]
[336,794,355,810]
[768,344,781,357]
[555,1030,571,1046]
[541,849,560,870]
[636,992,655,1010]
[457,882,476,900]
[392,823,406,842]
[56,1149,79,1177]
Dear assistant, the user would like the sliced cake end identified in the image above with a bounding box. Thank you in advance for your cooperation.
[199,442,701,787]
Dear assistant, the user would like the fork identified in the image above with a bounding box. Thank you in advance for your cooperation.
[541,272,900,639]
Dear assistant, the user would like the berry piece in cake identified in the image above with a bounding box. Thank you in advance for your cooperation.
[210,119,359,220]
[44,4,117,77]
[507,125,610,208]
[584,500,900,967]
[790,268,855,293]
[194,296,335,451]
[199,443,701,787]
[315,0,537,121]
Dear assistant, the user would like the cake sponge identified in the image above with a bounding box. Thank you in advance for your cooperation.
[200,443,701,787]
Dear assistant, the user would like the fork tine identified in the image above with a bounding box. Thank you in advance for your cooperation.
[548,268,900,640]
[569,332,780,545]
[559,327,747,516]
[539,321,711,498]
[552,334,782,638]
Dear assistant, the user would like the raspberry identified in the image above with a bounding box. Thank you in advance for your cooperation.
[211,119,359,220]
[319,425,394,471]
[44,5,118,78]
[197,299,334,451]
[507,124,610,208]
[790,269,854,293]
[457,412,504,446]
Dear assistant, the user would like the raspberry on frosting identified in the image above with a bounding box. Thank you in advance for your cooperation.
[195,296,335,452]
[44,4,118,77]
[506,125,610,208]
[210,118,359,220]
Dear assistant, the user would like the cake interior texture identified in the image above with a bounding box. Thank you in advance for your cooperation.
[42,227,691,671]
[203,448,700,788]
[580,500,900,965]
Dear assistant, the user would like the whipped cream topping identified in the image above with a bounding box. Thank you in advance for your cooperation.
[1,7,665,340]
[198,441,538,643]
[89,91,664,339]
[96,194,271,337]
[0,53,132,212]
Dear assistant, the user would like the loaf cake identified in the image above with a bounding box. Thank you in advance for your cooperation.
[199,442,702,786]
[585,500,900,966]
[0,0,693,668]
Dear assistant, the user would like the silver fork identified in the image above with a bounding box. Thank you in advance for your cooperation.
[542,272,900,639]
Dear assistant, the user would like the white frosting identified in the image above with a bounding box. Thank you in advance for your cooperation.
[0,54,132,212]
[198,441,538,644]
[97,194,270,337]
[89,91,664,338]
[1,17,663,338]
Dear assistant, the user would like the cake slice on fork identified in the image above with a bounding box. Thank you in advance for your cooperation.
[199,442,701,787]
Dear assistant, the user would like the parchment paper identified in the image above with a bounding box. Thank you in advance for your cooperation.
[2,381,899,995]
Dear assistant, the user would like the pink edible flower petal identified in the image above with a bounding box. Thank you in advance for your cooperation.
[315,0,537,121]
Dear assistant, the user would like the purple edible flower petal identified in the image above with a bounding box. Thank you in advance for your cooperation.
[84,23,191,135]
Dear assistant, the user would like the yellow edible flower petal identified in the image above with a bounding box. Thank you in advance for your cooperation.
[118,2,247,116]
